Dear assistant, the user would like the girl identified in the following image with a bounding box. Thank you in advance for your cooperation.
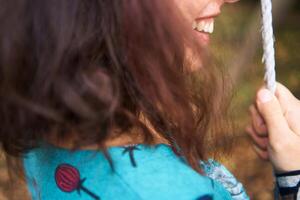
[3,0,291,199]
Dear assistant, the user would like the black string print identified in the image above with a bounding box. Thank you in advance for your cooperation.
[122,145,140,167]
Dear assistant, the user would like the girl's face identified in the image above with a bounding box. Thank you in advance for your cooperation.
[176,0,239,46]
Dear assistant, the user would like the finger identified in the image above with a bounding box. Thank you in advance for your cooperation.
[256,89,290,141]
[249,105,268,137]
[246,125,268,151]
[252,145,269,161]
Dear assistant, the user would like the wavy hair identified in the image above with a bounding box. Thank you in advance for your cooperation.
[0,0,231,173]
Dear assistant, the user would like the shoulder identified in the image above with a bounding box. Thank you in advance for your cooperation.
[201,159,250,200]
[23,144,248,200]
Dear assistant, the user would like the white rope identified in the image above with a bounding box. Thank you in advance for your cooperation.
[261,0,276,93]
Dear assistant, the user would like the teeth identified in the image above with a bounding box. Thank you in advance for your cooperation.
[204,23,210,32]
[192,21,197,30]
[197,22,205,32]
[193,21,214,34]
[209,22,214,33]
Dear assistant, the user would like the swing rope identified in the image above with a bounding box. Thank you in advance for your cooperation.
[261,0,276,93]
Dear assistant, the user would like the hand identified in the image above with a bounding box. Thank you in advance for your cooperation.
[246,83,300,172]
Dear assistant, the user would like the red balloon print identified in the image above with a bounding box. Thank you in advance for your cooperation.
[55,164,100,200]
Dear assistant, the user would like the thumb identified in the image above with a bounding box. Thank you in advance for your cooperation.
[256,88,290,140]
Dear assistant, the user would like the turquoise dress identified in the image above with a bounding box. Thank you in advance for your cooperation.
[23,143,249,200]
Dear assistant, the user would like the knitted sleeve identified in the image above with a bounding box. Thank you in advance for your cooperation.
[201,159,250,200]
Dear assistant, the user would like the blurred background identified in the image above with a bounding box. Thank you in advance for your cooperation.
[0,0,299,199]
[213,0,300,199]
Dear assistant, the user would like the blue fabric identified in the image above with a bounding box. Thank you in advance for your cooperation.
[23,143,249,200]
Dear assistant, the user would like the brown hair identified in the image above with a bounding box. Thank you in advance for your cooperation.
[0,0,231,172]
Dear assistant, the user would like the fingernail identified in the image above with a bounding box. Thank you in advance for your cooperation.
[258,89,273,103]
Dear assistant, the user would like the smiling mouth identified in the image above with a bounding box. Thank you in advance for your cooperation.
[192,20,214,34]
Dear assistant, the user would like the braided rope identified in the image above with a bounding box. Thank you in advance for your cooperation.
[261,0,276,93]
